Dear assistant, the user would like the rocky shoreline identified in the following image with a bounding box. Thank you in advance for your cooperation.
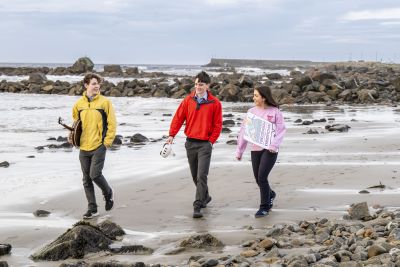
[1,58,400,105]
[3,202,400,267]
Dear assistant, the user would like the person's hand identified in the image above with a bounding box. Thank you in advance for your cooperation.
[236,156,242,161]
[166,136,174,144]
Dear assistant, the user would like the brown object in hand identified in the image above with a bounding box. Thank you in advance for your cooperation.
[58,117,82,147]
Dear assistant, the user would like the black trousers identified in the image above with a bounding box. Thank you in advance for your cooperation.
[251,150,278,209]
[79,144,112,211]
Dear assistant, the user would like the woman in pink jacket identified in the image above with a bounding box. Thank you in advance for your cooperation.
[236,85,286,218]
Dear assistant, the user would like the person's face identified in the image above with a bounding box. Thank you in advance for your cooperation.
[194,78,209,96]
[85,78,100,97]
[253,89,266,107]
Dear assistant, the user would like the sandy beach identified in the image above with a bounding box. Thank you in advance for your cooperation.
[1,102,399,266]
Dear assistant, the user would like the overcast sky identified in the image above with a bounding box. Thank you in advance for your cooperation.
[1,0,399,64]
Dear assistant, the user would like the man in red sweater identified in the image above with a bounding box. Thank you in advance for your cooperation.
[167,71,222,218]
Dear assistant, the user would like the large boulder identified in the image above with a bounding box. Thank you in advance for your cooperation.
[31,221,112,261]
[103,65,123,74]
[28,73,47,84]
[70,57,94,74]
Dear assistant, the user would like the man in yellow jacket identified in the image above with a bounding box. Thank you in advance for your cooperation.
[72,73,117,219]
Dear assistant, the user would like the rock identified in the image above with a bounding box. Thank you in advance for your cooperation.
[240,249,259,257]
[57,136,68,142]
[0,262,9,267]
[112,135,123,146]
[226,140,237,145]
[222,127,232,133]
[164,247,185,255]
[109,88,122,97]
[325,124,351,132]
[0,244,12,256]
[305,128,319,134]
[222,119,235,127]
[97,220,125,240]
[179,234,224,249]
[367,244,386,258]
[0,161,10,168]
[266,73,282,80]
[70,57,94,74]
[28,73,47,84]
[202,259,219,267]
[30,221,112,260]
[357,89,377,103]
[347,202,370,220]
[239,75,254,87]
[258,238,275,250]
[33,209,51,217]
[103,65,122,74]
[109,245,153,254]
[130,133,149,143]
[125,67,139,75]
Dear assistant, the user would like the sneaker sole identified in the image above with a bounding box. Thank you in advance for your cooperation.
[255,213,268,218]
[193,213,203,218]
[83,212,99,219]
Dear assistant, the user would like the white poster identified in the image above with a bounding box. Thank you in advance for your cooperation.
[243,112,276,149]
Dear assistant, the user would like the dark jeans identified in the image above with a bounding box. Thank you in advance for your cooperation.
[251,150,278,209]
[79,144,111,211]
[185,139,213,208]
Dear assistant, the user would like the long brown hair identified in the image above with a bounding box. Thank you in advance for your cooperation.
[255,85,279,108]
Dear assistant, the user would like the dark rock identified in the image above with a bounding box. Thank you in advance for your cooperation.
[294,119,302,123]
[47,137,56,141]
[222,120,235,127]
[112,136,123,146]
[222,127,232,133]
[57,136,68,142]
[109,245,153,255]
[0,244,12,256]
[97,220,125,240]
[103,65,122,74]
[223,113,234,118]
[226,140,237,145]
[27,155,35,158]
[130,133,149,143]
[0,262,9,267]
[305,129,319,134]
[266,73,282,80]
[59,261,87,267]
[31,221,112,260]
[325,124,351,132]
[202,259,219,267]
[0,161,10,168]
[301,120,313,125]
[28,73,47,84]
[70,57,94,74]
[125,67,139,75]
[33,209,51,217]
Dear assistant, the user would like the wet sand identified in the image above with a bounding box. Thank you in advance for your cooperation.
[1,106,400,266]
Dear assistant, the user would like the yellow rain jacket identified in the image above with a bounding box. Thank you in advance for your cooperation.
[72,92,116,151]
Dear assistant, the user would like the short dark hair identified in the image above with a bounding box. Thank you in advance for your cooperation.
[255,85,279,108]
[195,71,211,84]
[83,73,102,85]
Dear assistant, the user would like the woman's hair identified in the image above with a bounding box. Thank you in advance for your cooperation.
[255,85,279,108]
[83,73,102,85]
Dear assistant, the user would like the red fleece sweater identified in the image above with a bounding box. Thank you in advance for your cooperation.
[169,91,222,144]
